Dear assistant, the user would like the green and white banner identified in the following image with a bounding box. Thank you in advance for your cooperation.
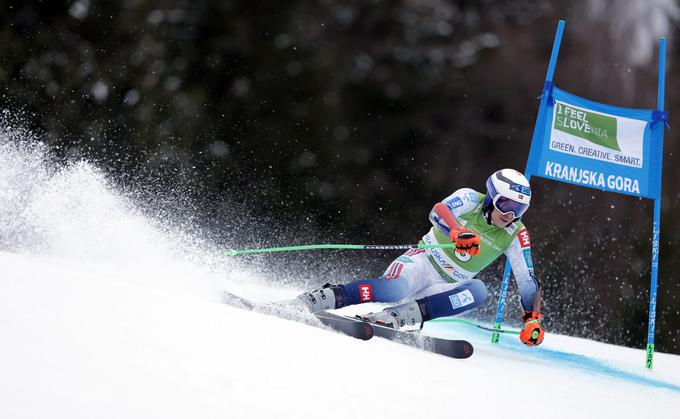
[552,101,645,168]
[527,86,665,199]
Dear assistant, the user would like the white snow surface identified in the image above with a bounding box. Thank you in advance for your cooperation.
[2,251,680,419]
[1,133,680,419]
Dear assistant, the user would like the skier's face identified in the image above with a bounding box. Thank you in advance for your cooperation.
[490,208,515,227]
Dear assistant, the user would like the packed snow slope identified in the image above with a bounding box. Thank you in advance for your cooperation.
[2,132,680,419]
[2,252,680,419]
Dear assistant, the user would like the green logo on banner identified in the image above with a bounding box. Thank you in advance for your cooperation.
[554,102,620,151]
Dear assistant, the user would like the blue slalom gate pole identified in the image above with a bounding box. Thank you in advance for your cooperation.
[491,20,566,343]
[491,263,513,343]
[646,37,666,369]
[545,20,566,83]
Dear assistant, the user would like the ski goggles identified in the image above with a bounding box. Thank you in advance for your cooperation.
[493,195,529,218]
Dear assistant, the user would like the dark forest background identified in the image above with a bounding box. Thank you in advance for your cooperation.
[2,0,680,354]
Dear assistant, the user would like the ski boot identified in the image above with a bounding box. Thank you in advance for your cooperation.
[361,300,424,330]
[290,283,344,313]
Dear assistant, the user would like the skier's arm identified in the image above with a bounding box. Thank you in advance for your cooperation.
[505,229,541,311]
[506,228,544,346]
[428,188,479,235]
[428,188,481,256]
[430,202,464,236]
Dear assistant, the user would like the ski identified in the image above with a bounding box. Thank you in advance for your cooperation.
[222,291,374,341]
[315,311,374,341]
[369,320,474,359]
[222,291,472,358]
[319,313,473,359]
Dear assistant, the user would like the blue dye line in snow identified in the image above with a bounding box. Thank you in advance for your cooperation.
[533,346,680,393]
[427,321,680,393]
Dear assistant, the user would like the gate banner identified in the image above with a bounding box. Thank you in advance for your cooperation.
[526,86,666,199]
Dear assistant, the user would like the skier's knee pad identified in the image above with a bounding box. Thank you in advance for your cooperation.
[461,279,488,307]
[420,279,488,320]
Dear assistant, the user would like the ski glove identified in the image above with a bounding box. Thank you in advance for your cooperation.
[450,228,481,256]
[519,311,544,346]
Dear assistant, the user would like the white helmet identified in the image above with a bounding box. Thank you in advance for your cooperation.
[483,169,531,218]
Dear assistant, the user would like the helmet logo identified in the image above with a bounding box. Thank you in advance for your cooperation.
[509,184,531,196]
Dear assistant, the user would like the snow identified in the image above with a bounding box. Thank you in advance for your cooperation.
[1,250,679,419]
[1,132,680,419]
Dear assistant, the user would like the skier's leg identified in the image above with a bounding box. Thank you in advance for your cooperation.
[293,248,437,312]
[337,248,440,305]
[361,279,488,329]
[415,279,488,320]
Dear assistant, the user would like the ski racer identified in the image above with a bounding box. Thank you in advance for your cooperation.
[293,168,544,346]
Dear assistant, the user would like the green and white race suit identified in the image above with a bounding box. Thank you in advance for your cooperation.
[424,188,540,312]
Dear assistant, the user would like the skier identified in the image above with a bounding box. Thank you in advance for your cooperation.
[293,168,544,346]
